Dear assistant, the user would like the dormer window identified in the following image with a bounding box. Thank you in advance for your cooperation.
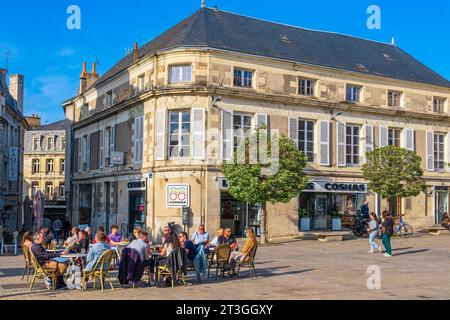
[169,65,192,84]
[47,137,54,150]
[137,74,146,92]
[106,90,113,107]
[33,137,40,150]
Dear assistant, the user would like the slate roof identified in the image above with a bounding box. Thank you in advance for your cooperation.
[90,7,450,90]
[31,119,66,131]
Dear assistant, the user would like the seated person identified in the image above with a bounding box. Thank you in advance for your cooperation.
[230,227,258,272]
[179,232,197,263]
[218,228,239,251]
[210,228,223,247]
[157,231,180,287]
[161,225,171,245]
[93,227,110,244]
[40,227,53,249]
[64,227,80,248]
[31,233,68,289]
[85,227,94,243]
[108,224,124,246]
[441,212,450,230]
[76,231,90,253]
[127,228,155,285]
[21,231,34,250]
[128,226,143,243]
[191,225,209,247]
[84,232,111,272]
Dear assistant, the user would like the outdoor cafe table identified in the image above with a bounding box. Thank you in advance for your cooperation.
[61,253,87,290]
[62,253,87,269]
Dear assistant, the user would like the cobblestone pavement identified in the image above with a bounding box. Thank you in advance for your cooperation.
[1,233,449,300]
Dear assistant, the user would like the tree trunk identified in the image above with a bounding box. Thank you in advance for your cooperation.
[259,202,268,244]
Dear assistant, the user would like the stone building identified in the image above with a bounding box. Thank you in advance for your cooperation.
[63,7,450,240]
[23,118,66,220]
[0,69,28,233]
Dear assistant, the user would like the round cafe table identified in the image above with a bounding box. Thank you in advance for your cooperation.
[62,253,87,290]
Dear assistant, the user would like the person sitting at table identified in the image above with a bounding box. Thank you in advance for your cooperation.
[40,227,53,248]
[127,228,155,285]
[85,226,94,243]
[441,212,450,231]
[157,231,181,287]
[77,231,90,253]
[210,228,224,247]
[21,231,34,249]
[31,232,68,290]
[108,224,124,246]
[229,227,258,273]
[93,227,111,244]
[129,226,143,243]
[179,231,203,282]
[219,228,239,251]
[64,227,80,247]
[161,225,171,245]
[191,225,209,247]
[84,232,111,272]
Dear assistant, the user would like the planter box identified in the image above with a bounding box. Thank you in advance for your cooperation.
[332,218,342,231]
[300,218,311,231]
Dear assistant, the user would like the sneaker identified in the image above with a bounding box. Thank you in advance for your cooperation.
[44,277,52,290]
[383,253,392,258]
[368,250,374,254]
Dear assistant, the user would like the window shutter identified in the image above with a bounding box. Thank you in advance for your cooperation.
[134,116,144,163]
[365,125,374,154]
[155,110,166,160]
[405,129,415,152]
[192,108,205,160]
[256,114,268,128]
[99,130,104,169]
[288,117,298,148]
[337,122,346,167]
[319,120,330,166]
[379,126,388,148]
[139,117,144,162]
[86,134,91,171]
[221,109,233,161]
[426,130,434,171]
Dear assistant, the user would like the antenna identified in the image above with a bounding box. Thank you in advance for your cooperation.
[94,55,101,73]
[125,47,132,55]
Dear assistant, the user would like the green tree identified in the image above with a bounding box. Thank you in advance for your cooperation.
[362,145,426,211]
[221,129,308,244]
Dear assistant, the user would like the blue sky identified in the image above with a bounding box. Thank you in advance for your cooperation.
[1,0,449,124]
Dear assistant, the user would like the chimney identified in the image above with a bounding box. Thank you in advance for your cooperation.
[133,42,139,62]
[0,68,7,86]
[9,74,24,113]
[79,61,100,95]
[91,62,98,76]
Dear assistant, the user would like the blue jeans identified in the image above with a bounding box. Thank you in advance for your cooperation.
[194,245,207,277]
[369,231,379,251]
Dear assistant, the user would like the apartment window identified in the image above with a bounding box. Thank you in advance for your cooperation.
[299,79,315,96]
[59,183,65,198]
[106,90,113,107]
[137,74,146,92]
[32,159,40,174]
[346,85,361,102]
[233,68,253,87]
[434,133,445,171]
[61,137,66,150]
[47,137,54,150]
[388,128,401,147]
[45,183,54,199]
[106,126,115,167]
[298,120,315,162]
[169,65,192,83]
[31,182,39,196]
[134,116,144,163]
[346,125,360,165]
[60,159,65,174]
[233,114,253,152]
[46,159,54,173]
[433,97,446,113]
[388,91,402,107]
[33,137,40,150]
[169,111,191,158]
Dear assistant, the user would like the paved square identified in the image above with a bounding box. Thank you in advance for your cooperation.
[1,233,449,300]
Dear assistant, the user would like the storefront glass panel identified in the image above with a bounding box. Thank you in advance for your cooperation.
[220,192,260,237]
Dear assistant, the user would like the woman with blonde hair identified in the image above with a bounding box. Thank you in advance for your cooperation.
[229,227,258,273]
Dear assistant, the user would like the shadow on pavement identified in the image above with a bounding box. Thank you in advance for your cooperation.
[393,249,430,256]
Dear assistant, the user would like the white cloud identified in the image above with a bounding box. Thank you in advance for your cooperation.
[55,47,75,57]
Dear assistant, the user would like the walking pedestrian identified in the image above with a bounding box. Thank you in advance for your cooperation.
[381,210,394,258]
[52,217,62,243]
[367,213,381,254]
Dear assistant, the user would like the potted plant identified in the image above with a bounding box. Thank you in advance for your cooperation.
[300,208,311,231]
[332,211,342,231]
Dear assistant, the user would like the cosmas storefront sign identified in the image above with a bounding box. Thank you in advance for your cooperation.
[304,181,367,194]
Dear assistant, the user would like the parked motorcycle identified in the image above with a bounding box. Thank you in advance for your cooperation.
[352,215,369,237]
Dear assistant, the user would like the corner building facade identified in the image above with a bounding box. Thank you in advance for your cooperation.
[63,8,450,240]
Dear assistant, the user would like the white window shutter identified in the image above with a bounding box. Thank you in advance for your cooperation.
[110,125,115,167]
[139,117,144,161]
[379,126,388,148]
[99,130,104,169]
[134,116,144,163]
[86,134,91,171]
[337,122,346,167]
[365,125,374,154]
[155,110,166,161]
[405,129,414,152]
[221,109,233,161]
[426,130,434,171]
[192,108,205,160]
[319,120,330,166]
[256,114,268,128]
[288,117,298,148]
[77,138,82,173]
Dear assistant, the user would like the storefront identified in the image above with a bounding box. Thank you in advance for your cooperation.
[128,180,146,234]
[78,184,92,226]
[434,186,448,224]
[299,181,368,230]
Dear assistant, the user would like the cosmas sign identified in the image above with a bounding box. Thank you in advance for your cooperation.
[166,184,190,208]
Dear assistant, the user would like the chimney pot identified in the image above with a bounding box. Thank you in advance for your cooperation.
[133,42,139,62]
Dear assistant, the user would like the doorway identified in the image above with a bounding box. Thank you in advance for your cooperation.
[128,191,146,235]
[312,194,328,229]
[435,191,448,224]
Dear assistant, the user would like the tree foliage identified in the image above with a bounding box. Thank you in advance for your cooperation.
[362,146,426,199]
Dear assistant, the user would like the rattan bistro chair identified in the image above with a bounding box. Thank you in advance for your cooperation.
[236,245,258,279]
[156,249,187,288]
[28,250,58,291]
[81,249,115,292]
[21,246,34,281]
[207,244,232,280]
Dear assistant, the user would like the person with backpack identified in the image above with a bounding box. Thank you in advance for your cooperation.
[381,210,394,257]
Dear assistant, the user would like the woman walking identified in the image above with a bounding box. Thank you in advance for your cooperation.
[367,213,381,254]
[381,210,395,258]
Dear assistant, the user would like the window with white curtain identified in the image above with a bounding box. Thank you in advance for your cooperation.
[169,65,192,83]
[168,111,191,158]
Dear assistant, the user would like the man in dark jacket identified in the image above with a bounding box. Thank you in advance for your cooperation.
[31,233,68,289]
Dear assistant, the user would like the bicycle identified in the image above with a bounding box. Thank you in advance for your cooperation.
[394,214,414,237]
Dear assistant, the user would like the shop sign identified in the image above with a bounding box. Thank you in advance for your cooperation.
[166,184,190,208]
[111,151,125,165]
[128,180,146,190]
[304,181,367,194]
[434,186,449,192]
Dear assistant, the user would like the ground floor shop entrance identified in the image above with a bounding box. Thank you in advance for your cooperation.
[220,192,260,237]
[78,184,92,226]
[434,186,448,224]
[300,181,368,230]
[128,181,147,235]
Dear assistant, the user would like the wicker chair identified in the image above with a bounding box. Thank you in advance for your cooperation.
[207,244,232,280]
[236,245,258,279]
[156,248,187,288]
[81,249,115,292]
[21,246,34,281]
[28,250,58,291]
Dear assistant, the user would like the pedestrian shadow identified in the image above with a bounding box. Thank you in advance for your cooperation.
[391,247,413,252]
[393,249,430,256]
